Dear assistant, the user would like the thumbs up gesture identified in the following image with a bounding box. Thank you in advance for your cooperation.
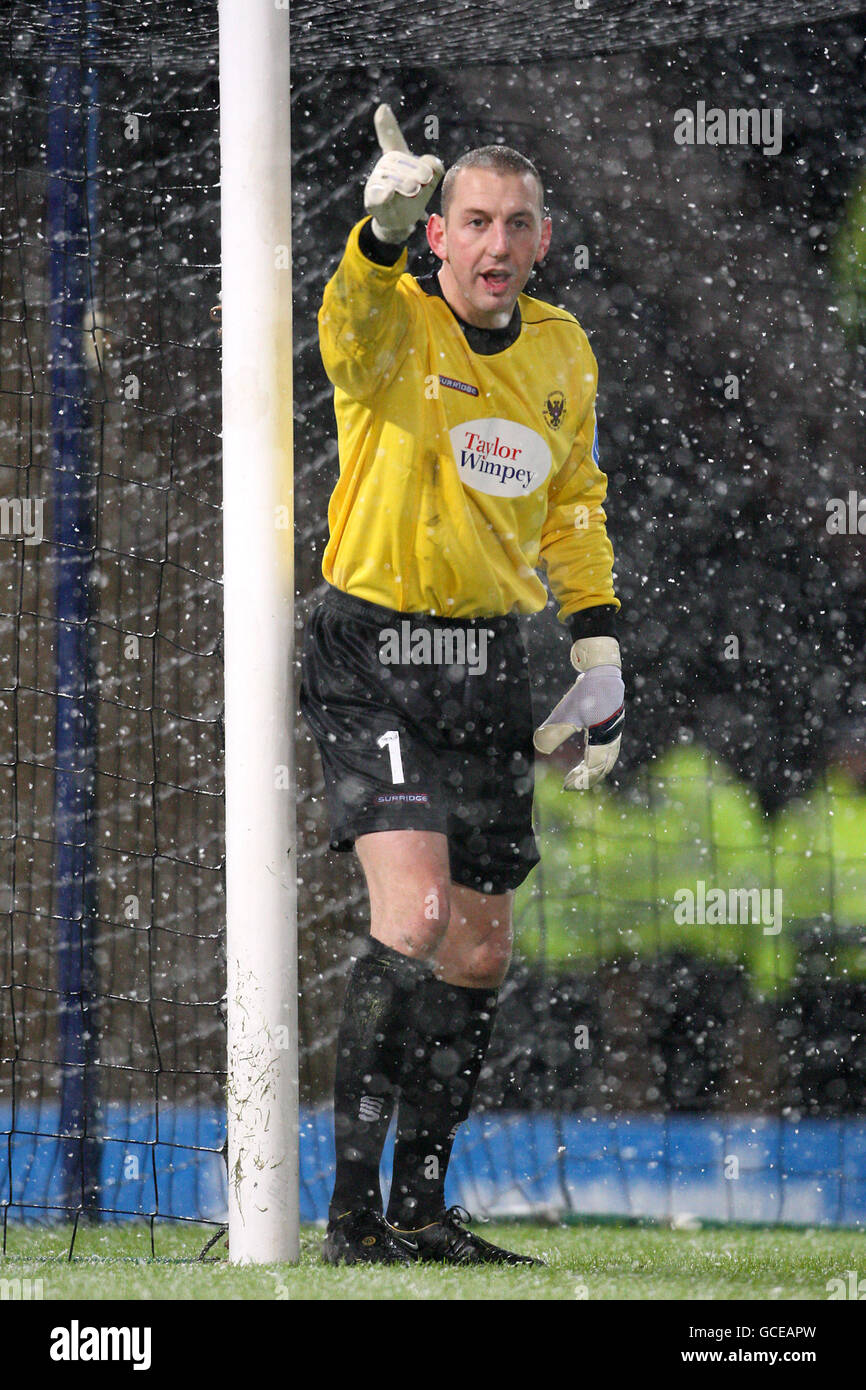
[364,104,445,244]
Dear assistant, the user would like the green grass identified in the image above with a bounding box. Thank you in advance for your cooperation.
[2,1221,864,1300]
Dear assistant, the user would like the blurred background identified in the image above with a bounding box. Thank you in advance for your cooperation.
[1,0,865,1236]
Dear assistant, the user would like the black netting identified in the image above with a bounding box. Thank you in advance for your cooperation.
[5,0,866,66]
[2,2,866,1244]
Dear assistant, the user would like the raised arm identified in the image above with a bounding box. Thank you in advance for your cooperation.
[318,105,444,402]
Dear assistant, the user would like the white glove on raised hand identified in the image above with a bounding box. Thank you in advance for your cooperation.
[364,104,445,244]
[533,636,625,790]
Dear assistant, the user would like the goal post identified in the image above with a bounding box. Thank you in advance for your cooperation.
[219,0,298,1264]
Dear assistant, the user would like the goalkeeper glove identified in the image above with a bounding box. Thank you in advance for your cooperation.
[533,636,625,790]
[364,103,445,244]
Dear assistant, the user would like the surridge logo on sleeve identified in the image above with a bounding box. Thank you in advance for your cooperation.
[449,417,552,498]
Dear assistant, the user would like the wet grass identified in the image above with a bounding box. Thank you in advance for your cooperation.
[2,1219,863,1300]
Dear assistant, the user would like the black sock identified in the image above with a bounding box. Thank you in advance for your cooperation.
[329,938,430,1223]
[386,977,498,1229]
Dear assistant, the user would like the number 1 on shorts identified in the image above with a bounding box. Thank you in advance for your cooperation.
[377,729,405,785]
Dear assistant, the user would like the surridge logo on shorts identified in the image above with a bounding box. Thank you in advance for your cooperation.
[449,417,551,497]
[374,792,430,804]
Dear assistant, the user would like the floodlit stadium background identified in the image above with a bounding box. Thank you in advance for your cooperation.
[1,0,865,1237]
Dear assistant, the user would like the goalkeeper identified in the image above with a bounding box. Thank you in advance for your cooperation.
[301,105,624,1266]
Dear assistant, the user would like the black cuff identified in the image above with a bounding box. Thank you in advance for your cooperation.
[357,935,432,985]
[358,217,406,266]
[567,605,619,643]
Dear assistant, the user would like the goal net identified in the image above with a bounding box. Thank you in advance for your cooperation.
[2,0,865,1250]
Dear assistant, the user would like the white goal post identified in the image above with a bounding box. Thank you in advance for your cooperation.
[219,0,299,1264]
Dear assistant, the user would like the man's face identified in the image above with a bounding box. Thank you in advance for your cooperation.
[426,168,552,330]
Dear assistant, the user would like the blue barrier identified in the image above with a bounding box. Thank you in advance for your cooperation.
[3,1105,865,1227]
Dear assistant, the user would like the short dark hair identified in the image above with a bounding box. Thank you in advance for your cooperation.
[440,146,546,220]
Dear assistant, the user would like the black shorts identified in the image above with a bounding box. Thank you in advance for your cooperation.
[299,586,540,895]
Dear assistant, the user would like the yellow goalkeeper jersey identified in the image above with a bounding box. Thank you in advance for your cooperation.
[317,218,619,624]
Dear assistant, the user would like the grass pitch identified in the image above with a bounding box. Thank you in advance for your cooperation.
[2,1220,864,1300]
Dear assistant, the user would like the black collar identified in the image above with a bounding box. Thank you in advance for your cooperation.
[416,271,522,356]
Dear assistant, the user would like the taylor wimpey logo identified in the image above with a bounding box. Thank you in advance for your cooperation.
[449,417,551,497]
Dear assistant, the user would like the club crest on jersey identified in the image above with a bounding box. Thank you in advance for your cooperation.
[448,418,552,498]
[543,390,566,430]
